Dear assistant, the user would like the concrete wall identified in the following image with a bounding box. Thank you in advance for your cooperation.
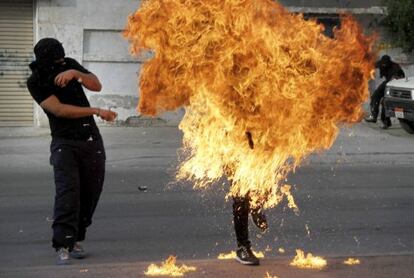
[35,0,183,127]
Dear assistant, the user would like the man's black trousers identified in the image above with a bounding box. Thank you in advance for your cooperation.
[233,197,251,248]
[50,137,105,251]
[370,81,389,122]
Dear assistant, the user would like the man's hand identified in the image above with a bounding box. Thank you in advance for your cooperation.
[40,95,117,121]
[97,109,117,122]
[54,70,78,87]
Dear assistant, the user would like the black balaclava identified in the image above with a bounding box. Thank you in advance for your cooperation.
[34,38,65,65]
[380,55,392,68]
[29,38,66,84]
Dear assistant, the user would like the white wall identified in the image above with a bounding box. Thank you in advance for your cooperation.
[35,0,183,126]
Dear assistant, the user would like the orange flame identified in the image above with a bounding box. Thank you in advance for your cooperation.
[265,272,280,278]
[124,0,376,208]
[344,257,360,265]
[290,249,327,270]
[144,256,196,277]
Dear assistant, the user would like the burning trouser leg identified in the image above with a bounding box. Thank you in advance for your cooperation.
[232,194,265,265]
[232,194,268,247]
[231,132,268,248]
[50,138,105,251]
[232,196,251,248]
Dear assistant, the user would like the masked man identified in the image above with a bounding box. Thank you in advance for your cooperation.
[27,38,117,265]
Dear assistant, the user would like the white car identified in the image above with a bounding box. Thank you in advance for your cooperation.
[384,76,414,134]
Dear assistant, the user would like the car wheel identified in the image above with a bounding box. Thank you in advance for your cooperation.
[398,119,414,134]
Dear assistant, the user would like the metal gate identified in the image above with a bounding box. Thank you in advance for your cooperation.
[0,0,34,126]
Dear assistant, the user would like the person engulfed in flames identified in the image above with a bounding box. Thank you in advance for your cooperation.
[124,0,376,267]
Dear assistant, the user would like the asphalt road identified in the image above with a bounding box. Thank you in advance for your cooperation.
[0,122,413,277]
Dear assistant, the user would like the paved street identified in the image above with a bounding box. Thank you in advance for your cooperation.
[0,122,413,277]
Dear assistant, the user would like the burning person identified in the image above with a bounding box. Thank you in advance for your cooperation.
[124,0,375,267]
[26,38,117,265]
[365,55,405,128]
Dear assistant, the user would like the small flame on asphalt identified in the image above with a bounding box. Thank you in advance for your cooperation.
[344,258,360,265]
[264,272,279,278]
[144,256,196,277]
[290,249,327,270]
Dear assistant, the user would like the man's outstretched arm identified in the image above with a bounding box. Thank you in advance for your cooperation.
[40,95,117,121]
[54,70,102,92]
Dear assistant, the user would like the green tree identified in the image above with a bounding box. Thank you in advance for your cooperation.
[382,0,414,52]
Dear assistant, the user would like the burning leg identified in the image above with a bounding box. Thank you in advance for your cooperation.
[243,132,268,231]
[233,196,260,266]
[233,196,251,248]
[251,206,268,232]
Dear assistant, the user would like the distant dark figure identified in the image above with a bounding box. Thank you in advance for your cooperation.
[365,55,405,128]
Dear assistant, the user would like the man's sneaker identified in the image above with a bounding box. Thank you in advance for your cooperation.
[56,248,70,265]
[235,246,260,265]
[70,242,86,259]
[364,115,377,123]
[251,210,268,232]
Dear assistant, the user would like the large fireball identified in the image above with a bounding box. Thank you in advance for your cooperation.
[124,0,376,208]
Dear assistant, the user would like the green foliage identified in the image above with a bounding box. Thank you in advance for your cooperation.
[382,0,414,52]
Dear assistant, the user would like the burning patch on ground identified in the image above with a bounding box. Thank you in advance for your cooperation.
[344,257,360,265]
[290,249,327,270]
[124,0,375,208]
[144,256,196,277]
[265,272,279,278]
